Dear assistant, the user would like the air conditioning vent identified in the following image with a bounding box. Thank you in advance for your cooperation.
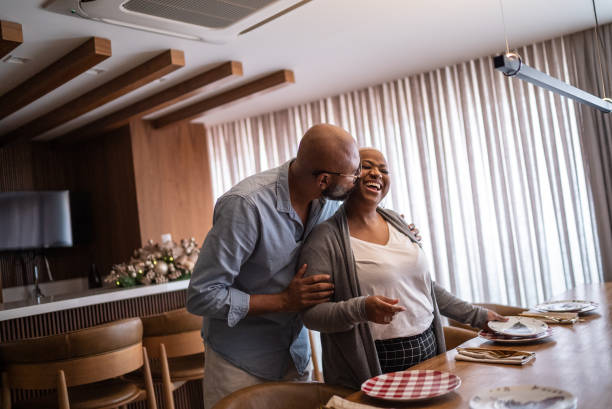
[122,0,276,29]
[44,0,309,43]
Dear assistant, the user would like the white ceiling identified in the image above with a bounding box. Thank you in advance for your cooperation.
[1,0,611,141]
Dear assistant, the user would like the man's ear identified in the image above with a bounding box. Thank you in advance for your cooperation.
[316,174,330,190]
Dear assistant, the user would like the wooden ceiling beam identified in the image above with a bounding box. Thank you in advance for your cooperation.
[0,37,112,120]
[60,61,243,143]
[0,20,23,58]
[151,69,295,129]
[0,49,184,146]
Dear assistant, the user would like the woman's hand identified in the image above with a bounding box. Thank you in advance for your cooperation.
[365,295,406,324]
[408,223,422,242]
[486,309,508,323]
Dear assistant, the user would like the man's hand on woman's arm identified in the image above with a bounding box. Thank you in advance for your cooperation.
[249,264,335,314]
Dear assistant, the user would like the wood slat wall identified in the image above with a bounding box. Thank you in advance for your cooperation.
[0,289,203,409]
[0,127,141,291]
[72,126,142,275]
[0,141,89,291]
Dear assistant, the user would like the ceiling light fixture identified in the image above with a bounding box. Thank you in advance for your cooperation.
[84,68,107,75]
[494,53,612,113]
[493,0,611,114]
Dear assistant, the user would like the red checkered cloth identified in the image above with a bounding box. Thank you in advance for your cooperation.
[361,369,461,401]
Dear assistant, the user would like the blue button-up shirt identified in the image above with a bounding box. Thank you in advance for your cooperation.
[187,160,340,380]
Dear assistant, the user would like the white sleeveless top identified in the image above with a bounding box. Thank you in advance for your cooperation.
[350,222,434,340]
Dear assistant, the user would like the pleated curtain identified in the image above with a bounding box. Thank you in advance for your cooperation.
[206,27,607,307]
[568,24,612,283]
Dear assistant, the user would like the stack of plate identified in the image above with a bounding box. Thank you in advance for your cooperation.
[534,299,598,314]
[479,316,553,344]
[470,385,577,409]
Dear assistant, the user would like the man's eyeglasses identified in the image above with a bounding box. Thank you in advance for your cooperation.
[312,163,362,184]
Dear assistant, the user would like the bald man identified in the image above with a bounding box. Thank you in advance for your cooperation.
[187,124,361,408]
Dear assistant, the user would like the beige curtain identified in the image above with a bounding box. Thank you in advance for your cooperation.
[569,24,612,282]
[206,30,604,307]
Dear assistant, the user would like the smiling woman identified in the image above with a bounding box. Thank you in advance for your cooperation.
[297,148,505,390]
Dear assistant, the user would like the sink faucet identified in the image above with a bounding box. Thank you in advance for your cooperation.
[32,265,44,300]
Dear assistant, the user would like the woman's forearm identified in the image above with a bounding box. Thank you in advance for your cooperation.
[301,296,368,333]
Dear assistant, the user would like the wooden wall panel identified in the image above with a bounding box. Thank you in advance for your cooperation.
[129,119,214,245]
[1,117,215,294]
[73,126,142,274]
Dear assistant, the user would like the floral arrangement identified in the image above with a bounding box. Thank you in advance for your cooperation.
[105,238,200,287]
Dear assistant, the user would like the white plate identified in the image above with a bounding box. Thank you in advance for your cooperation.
[470,385,577,409]
[534,299,598,313]
[488,316,548,337]
[478,328,554,344]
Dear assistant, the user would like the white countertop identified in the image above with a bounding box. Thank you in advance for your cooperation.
[0,279,189,321]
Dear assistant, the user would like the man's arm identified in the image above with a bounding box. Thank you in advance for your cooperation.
[187,195,334,327]
[186,195,257,327]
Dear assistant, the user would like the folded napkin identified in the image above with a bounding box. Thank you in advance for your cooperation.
[322,395,382,409]
[519,311,578,324]
[455,347,535,365]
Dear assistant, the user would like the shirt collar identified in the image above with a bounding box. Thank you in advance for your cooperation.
[276,159,327,214]
[276,160,294,213]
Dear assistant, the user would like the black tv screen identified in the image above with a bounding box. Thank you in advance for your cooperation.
[0,191,73,251]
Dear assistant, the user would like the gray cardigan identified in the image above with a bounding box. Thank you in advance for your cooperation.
[299,206,488,390]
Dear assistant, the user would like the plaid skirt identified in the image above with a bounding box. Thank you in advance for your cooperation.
[374,325,437,373]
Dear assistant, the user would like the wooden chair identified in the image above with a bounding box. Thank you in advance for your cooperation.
[307,330,323,382]
[443,326,478,350]
[0,317,156,409]
[448,303,528,331]
[212,382,355,409]
[137,308,204,409]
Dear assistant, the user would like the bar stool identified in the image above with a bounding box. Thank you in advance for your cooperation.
[138,308,204,409]
[0,317,156,409]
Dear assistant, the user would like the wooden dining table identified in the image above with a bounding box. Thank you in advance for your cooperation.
[346,282,612,408]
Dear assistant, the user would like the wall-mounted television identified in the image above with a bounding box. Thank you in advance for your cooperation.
[0,191,73,251]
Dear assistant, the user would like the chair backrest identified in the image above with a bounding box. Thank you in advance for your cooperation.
[140,308,204,359]
[443,326,477,350]
[475,303,527,316]
[212,382,356,409]
[0,318,143,389]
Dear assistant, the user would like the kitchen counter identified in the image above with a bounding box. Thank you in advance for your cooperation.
[0,279,189,321]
